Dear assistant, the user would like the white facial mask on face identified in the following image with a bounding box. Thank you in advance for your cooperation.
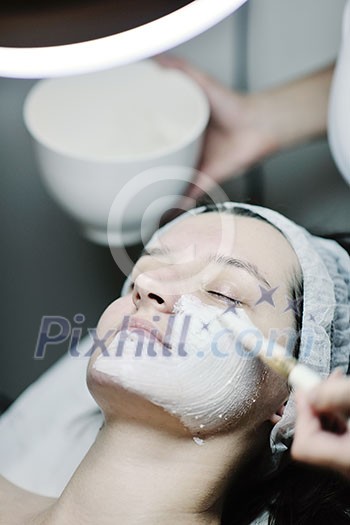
[93,295,267,435]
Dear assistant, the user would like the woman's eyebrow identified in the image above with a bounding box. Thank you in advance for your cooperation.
[140,246,171,257]
[140,247,271,288]
[208,254,271,288]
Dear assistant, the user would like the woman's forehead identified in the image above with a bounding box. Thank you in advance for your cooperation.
[158,213,283,250]
[158,213,233,245]
[153,212,300,281]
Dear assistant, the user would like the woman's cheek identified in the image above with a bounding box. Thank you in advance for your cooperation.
[249,302,295,339]
[97,296,133,340]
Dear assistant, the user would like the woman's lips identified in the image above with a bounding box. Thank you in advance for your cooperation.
[120,316,172,349]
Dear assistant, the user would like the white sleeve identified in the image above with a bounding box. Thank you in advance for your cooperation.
[328,0,350,186]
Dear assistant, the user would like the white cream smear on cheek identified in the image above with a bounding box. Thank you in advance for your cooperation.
[93,294,266,435]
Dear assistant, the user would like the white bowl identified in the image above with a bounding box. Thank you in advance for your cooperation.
[23,60,209,245]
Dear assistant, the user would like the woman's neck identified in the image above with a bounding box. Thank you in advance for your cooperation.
[41,417,253,525]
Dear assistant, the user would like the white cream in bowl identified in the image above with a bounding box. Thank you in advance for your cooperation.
[23,60,210,245]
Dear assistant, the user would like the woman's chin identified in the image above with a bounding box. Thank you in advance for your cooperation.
[87,363,191,437]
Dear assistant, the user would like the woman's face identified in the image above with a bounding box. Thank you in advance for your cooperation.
[89,212,301,435]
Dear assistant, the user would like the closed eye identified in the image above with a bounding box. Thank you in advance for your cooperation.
[207,290,242,306]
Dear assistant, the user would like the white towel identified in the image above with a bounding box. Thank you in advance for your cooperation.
[0,336,103,497]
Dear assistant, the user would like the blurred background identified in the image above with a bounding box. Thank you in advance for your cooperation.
[1,0,349,401]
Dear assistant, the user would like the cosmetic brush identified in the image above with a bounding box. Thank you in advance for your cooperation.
[258,353,323,391]
[220,311,324,391]
[220,312,350,429]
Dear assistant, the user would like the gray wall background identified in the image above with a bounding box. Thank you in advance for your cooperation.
[248,0,350,232]
[1,0,350,401]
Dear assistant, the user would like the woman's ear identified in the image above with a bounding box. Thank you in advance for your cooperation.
[269,400,288,425]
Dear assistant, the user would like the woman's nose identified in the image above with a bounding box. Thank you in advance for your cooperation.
[132,271,180,313]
